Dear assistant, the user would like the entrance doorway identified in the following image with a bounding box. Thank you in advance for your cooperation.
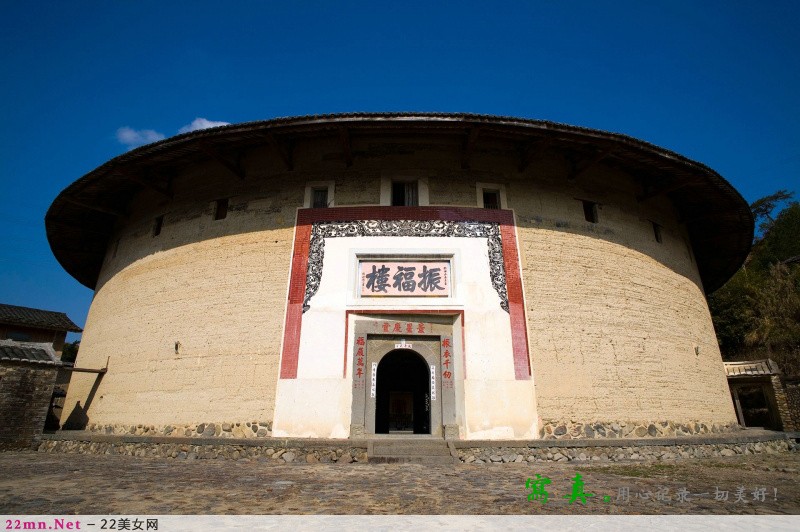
[375,349,430,434]
[349,318,457,439]
[730,384,781,430]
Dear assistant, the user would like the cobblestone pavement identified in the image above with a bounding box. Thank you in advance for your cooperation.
[0,450,798,515]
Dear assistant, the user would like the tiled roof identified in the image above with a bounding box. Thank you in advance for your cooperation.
[0,342,62,366]
[46,112,753,293]
[0,303,82,332]
[724,359,780,377]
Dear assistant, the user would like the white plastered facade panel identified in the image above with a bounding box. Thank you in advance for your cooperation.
[271,235,538,439]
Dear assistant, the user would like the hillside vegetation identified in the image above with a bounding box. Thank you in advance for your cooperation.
[709,191,800,378]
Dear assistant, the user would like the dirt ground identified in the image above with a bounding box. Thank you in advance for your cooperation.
[0,450,798,515]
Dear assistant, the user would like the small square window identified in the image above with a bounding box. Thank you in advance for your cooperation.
[483,190,501,209]
[312,188,329,208]
[652,222,663,243]
[582,200,598,223]
[153,215,164,236]
[392,181,418,206]
[214,198,229,220]
[304,182,335,208]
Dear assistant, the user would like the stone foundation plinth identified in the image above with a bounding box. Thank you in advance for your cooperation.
[86,421,273,438]
[539,420,740,440]
[35,431,797,464]
[38,439,367,464]
[458,439,794,464]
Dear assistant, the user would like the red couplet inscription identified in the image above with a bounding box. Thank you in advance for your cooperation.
[442,337,454,387]
[354,336,366,386]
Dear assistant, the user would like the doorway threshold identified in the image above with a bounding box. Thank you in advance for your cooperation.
[370,433,442,439]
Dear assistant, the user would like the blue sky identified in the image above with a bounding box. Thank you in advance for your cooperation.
[1,1,798,339]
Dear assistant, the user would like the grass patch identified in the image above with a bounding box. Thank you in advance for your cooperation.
[704,460,753,470]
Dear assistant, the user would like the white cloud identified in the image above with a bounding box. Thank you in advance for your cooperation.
[116,127,166,150]
[178,117,230,134]
[115,117,229,151]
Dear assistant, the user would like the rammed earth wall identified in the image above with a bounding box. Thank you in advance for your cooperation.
[59,129,741,438]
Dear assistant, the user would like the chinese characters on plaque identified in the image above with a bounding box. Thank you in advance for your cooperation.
[382,321,427,334]
[360,261,449,297]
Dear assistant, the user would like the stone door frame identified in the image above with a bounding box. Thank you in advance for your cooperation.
[367,341,439,436]
[349,316,458,439]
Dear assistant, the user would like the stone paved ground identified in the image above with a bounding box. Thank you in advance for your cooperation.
[0,450,798,515]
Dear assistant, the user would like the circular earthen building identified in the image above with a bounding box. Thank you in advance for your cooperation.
[47,113,753,440]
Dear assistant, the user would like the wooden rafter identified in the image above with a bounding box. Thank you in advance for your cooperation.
[680,211,742,225]
[637,179,698,202]
[517,139,550,173]
[266,133,294,171]
[52,246,106,255]
[112,168,173,200]
[199,144,246,180]
[47,219,113,237]
[567,149,611,182]
[461,127,481,169]
[339,127,353,167]
[518,139,549,173]
[62,197,125,217]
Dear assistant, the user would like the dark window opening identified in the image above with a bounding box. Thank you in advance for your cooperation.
[483,190,501,209]
[214,198,229,220]
[652,222,663,243]
[7,331,32,342]
[312,188,329,208]
[582,200,598,223]
[392,181,418,206]
[153,215,164,236]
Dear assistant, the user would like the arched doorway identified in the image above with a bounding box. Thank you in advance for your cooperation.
[375,349,430,434]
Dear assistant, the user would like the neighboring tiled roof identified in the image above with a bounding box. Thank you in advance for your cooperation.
[0,303,82,332]
[724,359,781,377]
[0,341,63,366]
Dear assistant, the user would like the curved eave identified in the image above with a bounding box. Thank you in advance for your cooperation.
[45,112,753,292]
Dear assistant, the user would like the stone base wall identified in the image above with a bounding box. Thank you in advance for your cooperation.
[784,381,800,430]
[458,439,794,464]
[85,421,273,438]
[38,439,368,464]
[771,375,796,431]
[35,433,796,464]
[82,420,747,440]
[539,420,740,439]
[0,363,58,450]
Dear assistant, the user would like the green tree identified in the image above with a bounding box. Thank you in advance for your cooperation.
[708,192,800,377]
[751,202,800,270]
[61,340,80,364]
[750,189,793,236]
